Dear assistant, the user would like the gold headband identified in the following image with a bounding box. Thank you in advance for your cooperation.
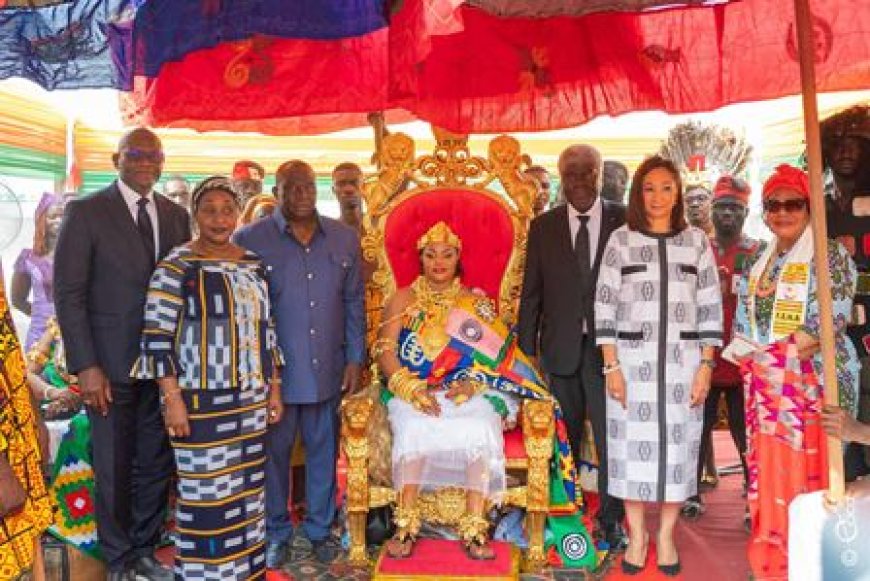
[417,221,462,251]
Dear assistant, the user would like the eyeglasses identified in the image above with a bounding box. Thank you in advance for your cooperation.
[122,148,165,164]
[763,198,808,213]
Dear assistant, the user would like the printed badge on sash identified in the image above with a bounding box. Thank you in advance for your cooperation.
[772,263,810,338]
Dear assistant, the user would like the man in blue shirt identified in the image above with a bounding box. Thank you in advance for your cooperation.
[234,160,365,567]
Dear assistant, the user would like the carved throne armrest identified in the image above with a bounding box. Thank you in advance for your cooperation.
[341,395,376,565]
[521,398,555,571]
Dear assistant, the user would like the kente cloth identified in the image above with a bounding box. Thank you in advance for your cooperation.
[0,278,54,580]
[170,387,269,581]
[0,0,134,90]
[133,249,279,579]
[386,290,597,569]
[48,414,99,561]
[132,0,387,78]
[742,338,828,581]
[735,238,860,415]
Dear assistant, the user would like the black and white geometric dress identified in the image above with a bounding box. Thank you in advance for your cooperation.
[594,226,723,503]
[133,247,282,580]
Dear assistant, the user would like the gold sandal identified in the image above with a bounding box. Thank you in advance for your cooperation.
[386,504,421,559]
[458,514,495,561]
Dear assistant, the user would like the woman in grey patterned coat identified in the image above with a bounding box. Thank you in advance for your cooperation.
[594,156,723,577]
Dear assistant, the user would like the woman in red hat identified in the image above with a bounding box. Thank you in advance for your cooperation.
[730,164,859,580]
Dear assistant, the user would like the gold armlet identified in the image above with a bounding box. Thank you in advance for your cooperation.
[372,337,398,358]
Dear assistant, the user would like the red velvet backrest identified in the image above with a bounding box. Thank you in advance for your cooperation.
[383,189,515,302]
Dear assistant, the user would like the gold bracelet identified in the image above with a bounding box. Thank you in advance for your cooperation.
[388,367,426,402]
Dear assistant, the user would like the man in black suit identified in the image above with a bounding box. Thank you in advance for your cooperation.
[54,128,190,581]
[518,144,628,550]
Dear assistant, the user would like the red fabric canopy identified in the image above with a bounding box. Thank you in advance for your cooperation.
[123,0,870,135]
[392,0,870,132]
[122,29,412,134]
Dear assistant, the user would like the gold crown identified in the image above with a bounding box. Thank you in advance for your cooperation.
[417,221,462,251]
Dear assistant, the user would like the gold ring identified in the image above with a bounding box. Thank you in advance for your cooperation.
[454,394,469,405]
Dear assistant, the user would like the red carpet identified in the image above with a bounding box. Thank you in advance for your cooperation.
[605,430,751,581]
[377,538,516,577]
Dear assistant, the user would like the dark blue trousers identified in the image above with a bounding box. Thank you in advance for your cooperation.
[265,396,339,543]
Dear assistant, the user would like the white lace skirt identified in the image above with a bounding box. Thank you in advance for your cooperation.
[388,391,506,499]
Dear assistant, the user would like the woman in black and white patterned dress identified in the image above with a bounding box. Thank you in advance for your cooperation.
[594,156,723,577]
[133,176,284,580]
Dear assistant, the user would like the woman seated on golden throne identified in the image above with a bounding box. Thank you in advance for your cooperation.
[375,221,593,563]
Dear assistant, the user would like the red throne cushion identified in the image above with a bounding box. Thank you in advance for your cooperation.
[377,538,516,577]
[502,427,526,461]
[383,189,515,302]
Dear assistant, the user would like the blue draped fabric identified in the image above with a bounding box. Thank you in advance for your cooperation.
[0,0,137,90]
[133,0,387,78]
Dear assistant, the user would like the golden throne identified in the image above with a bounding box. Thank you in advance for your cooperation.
[340,129,556,572]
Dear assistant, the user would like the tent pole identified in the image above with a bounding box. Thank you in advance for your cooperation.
[793,0,844,503]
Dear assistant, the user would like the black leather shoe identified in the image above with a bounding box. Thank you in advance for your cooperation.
[131,555,173,581]
[602,522,629,553]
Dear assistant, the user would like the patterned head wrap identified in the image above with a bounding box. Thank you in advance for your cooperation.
[762,164,810,201]
[191,176,240,213]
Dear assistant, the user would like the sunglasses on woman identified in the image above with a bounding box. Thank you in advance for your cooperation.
[763,198,808,213]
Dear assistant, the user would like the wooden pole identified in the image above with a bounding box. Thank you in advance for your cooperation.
[793,0,845,503]
[368,111,386,170]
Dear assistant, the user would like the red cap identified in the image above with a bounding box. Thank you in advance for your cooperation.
[762,164,810,200]
[713,175,751,205]
[232,161,263,181]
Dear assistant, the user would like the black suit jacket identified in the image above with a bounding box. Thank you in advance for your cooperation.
[54,182,191,383]
[517,200,626,376]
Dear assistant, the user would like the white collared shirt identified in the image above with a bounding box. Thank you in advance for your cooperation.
[117,179,159,262]
[567,195,602,262]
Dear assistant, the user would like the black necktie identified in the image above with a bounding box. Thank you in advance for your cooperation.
[137,198,155,265]
[575,214,591,283]
[576,214,592,331]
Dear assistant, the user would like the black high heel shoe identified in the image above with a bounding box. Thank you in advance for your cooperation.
[658,559,682,577]
[620,533,649,576]
[657,541,681,577]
